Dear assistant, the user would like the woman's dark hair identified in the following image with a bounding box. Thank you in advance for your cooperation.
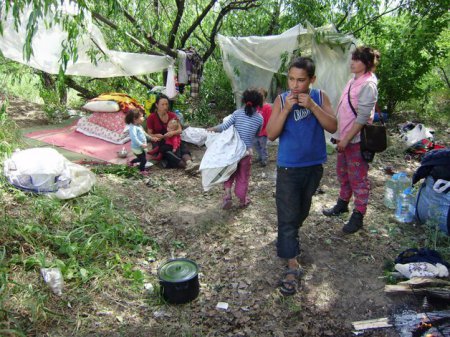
[372,49,381,71]
[125,109,142,124]
[150,93,170,113]
[241,88,263,116]
[288,57,316,78]
[352,46,376,73]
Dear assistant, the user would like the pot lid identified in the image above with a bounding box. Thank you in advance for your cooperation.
[158,259,198,282]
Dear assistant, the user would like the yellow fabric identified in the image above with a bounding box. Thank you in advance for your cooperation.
[94,93,140,106]
[92,92,144,111]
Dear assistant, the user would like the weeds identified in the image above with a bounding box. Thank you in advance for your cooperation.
[0,117,160,335]
[91,164,142,178]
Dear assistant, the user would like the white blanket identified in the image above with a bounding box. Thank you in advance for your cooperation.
[181,127,209,147]
[199,127,246,191]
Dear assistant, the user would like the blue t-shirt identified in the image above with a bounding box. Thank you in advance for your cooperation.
[277,88,327,167]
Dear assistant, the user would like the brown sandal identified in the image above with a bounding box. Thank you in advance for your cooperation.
[279,268,303,296]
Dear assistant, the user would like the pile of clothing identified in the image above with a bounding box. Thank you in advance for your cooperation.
[395,248,450,279]
[177,48,203,97]
[399,121,445,160]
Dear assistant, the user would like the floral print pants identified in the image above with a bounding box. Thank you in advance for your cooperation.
[336,142,370,215]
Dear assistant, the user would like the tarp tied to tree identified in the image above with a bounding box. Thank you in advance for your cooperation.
[217,23,354,109]
[0,3,175,78]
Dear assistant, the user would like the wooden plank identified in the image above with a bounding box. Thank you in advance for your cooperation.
[352,317,393,330]
[385,284,450,299]
[398,277,450,287]
[385,284,415,293]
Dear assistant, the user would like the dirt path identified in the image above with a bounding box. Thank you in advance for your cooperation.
[88,143,424,337]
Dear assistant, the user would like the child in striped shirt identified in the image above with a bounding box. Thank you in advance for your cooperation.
[208,89,263,209]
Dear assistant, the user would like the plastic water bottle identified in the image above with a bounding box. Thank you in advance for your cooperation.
[395,187,415,223]
[384,173,400,209]
[397,172,411,200]
[175,109,184,126]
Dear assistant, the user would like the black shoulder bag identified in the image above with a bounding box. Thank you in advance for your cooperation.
[348,85,387,162]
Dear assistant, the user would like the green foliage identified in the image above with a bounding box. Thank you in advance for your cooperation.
[0,102,23,157]
[368,13,448,112]
[38,86,68,121]
[91,164,143,179]
[2,0,449,123]
[0,57,42,103]
[183,58,235,127]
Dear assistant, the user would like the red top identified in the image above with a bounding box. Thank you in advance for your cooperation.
[146,111,178,134]
[257,103,272,137]
[165,135,181,151]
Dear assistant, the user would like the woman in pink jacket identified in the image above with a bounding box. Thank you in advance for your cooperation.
[323,46,379,234]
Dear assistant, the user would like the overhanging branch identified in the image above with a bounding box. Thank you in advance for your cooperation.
[91,11,164,56]
[180,0,217,48]
[350,4,405,35]
[203,0,260,62]
[168,0,185,49]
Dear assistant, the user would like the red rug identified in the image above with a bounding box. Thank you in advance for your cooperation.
[24,123,131,164]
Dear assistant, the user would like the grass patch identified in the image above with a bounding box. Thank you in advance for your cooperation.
[0,119,160,335]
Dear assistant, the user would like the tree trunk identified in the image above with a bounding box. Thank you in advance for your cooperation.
[439,67,450,88]
[64,78,97,99]
[265,1,281,35]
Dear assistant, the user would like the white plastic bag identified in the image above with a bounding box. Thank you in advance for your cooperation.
[3,147,96,198]
[401,124,434,147]
[54,161,96,200]
[165,65,177,99]
[40,268,64,296]
[4,148,71,193]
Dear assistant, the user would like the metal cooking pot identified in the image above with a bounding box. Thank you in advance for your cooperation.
[157,258,200,304]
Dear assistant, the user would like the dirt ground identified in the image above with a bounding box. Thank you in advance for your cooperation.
[5,98,450,337]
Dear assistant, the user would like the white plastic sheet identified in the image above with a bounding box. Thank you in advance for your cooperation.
[199,127,246,191]
[0,3,174,78]
[217,24,354,109]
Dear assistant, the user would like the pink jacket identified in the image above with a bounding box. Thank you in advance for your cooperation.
[257,103,272,137]
[336,72,377,143]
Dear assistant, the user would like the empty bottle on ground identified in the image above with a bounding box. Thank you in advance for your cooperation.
[384,172,411,209]
[384,173,400,209]
[397,172,411,200]
[395,187,415,223]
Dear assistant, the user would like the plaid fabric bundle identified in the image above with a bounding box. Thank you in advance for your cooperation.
[187,50,203,98]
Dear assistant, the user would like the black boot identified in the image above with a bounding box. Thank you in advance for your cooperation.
[322,198,349,216]
[342,210,364,234]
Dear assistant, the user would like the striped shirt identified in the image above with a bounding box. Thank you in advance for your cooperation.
[216,108,263,148]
